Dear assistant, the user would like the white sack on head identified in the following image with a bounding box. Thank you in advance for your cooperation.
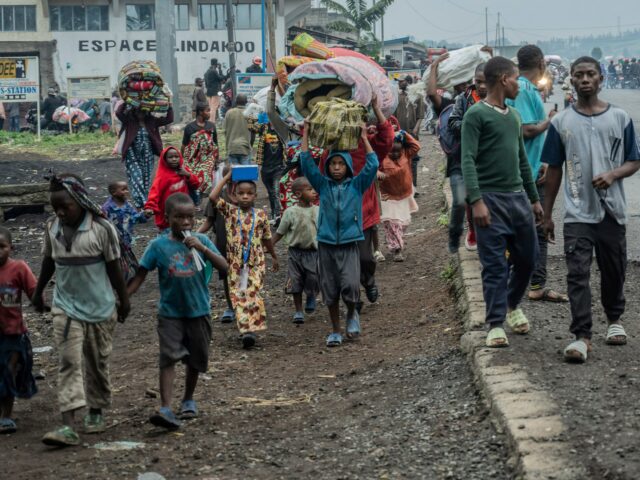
[422,45,492,92]
[253,86,280,111]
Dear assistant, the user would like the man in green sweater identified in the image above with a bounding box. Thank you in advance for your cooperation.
[461,56,544,348]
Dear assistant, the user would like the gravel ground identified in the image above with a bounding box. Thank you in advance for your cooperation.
[1,137,514,480]
[490,256,640,480]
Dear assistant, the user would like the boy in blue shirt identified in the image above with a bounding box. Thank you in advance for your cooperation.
[301,121,379,347]
[128,193,227,429]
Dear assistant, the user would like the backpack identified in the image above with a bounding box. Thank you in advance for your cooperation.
[436,95,467,157]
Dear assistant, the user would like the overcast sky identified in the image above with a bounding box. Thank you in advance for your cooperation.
[322,0,640,45]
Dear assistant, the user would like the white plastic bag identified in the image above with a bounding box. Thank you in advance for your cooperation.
[422,45,492,92]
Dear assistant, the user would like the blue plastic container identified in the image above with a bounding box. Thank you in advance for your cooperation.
[232,164,259,182]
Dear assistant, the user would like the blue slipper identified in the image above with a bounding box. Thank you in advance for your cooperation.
[221,309,235,324]
[150,407,182,430]
[180,400,198,420]
[326,332,343,347]
[346,312,361,338]
[0,418,17,434]
[293,311,305,324]
[305,296,316,313]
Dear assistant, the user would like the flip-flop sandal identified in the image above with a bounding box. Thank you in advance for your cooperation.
[305,296,316,314]
[293,312,305,324]
[564,340,589,363]
[0,418,17,434]
[606,324,627,345]
[221,309,235,324]
[506,308,530,334]
[486,327,509,348]
[150,407,182,430]
[528,288,569,303]
[180,400,198,420]
[42,425,81,447]
[346,312,361,339]
[326,332,343,347]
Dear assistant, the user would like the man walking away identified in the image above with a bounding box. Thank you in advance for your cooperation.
[204,59,225,122]
[224,94,253,165]
[8,103,20,132]
[507,45,567,304]
[192,78,208,118]
[542,56,640,363]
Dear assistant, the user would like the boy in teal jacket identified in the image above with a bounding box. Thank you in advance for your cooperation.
[301,122,379,347]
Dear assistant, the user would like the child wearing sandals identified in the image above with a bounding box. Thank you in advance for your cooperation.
[301,121,379,347]
[128,193,228,429]
[208,171,279,349]
[0,227,38,435]
[272,177,320,324]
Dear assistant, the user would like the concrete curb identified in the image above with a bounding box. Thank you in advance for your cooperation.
[444,183,586,480]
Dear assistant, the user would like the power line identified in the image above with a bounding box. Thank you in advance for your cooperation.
[405,0,482,34]
[445,0,485,16]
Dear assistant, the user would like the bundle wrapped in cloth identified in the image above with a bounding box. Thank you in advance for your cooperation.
[118,60,172,117]
[52,106,91,124]
[291,33,335,60]
[421,45,491,91]
[307,98,368,152]
[280,56,398,123]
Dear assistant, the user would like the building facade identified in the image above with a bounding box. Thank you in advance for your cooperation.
[0,0,310,97]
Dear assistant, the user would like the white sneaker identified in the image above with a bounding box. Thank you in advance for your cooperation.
[374,250,386,262]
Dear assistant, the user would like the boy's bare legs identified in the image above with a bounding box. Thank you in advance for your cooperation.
[159,365,176,409]
[183,366,199,403]
[328,303,341,333]
[293,292,303,312]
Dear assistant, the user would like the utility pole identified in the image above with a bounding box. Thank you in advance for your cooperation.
[266,0,276,65]
[380,12,385,60]
[485,7,488,46]
[155,0,179,119]
[225,0,237,103]
[502,27,505,47]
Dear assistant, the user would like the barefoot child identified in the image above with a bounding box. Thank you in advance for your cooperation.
[379,131,420,262]
[144,146,201,231]
[102,181,149,249]
[128,192,227,429]
[272,177,320,324]
[0,227,38,434]
[198,165,235,324]
[33,174,130,447]
[208,170,279,349]
[301,122,379,347]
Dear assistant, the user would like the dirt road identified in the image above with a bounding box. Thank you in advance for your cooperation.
[1,136,513,479]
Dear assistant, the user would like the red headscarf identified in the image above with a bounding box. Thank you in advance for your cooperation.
[144,146,201,230]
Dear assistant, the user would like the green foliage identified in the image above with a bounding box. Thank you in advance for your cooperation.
[440,261,456,281]
[322,0,395,45]
[591,47,603,60]
[437,211,449,227]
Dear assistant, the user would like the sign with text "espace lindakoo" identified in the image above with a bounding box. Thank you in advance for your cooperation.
[0,56,39,102]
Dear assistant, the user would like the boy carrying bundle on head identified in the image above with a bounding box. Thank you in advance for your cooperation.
[301,119,379,347]
[272,177,320,324]
[461,57,543,349]
[128,193,228,429]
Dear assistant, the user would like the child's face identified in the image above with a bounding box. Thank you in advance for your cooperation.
[571,62,603,96]
[474,72,487,99]
[389,142,402,161]
[50,190,85,227]
[165,149,181,170]
[295,183,318,204]
[112,182,129,201]
[235,182,257,210]
[0,235,11,266]
[167,203,196,237]
[328,156,348,181]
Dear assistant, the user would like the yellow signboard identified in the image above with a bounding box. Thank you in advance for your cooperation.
[0,58,28,79]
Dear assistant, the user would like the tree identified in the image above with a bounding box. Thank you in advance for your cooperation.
[321,0,395,47]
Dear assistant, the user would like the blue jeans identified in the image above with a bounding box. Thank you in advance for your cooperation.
[228,154,252,165]
[475,192,538,326]
[10,116,20,132]
[448,172,466,247]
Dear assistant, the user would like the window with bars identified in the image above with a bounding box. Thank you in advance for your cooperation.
[50,5,109,31]
[198,3,265,30]
[126,4,155,31]
[0,5,36,32]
